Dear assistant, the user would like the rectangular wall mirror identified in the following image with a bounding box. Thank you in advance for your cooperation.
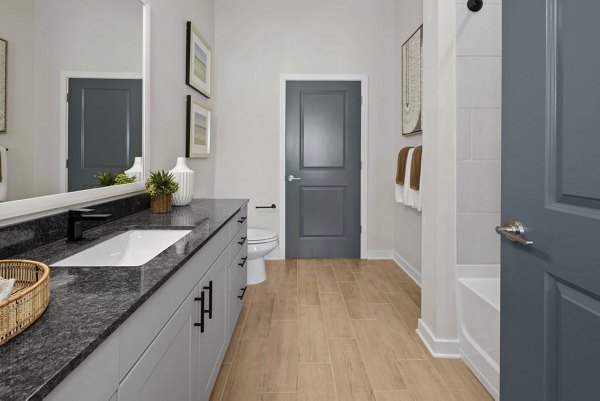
[0,0,148,222]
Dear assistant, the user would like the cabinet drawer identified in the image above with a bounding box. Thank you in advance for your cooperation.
[229,205,248,241]
[229,245,248,336]
[229,223,248,260]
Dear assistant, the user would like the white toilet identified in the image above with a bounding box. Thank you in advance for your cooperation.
[246,228,278,285]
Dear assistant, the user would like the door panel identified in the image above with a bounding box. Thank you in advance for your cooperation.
[301,91,346,168]
[300,186,345,237]
[502,0,600,399]
[544,277,600,400]
[286,81,361,259]
[68,78,142,192]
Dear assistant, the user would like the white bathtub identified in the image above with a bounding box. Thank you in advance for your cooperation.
[458,278,500,400]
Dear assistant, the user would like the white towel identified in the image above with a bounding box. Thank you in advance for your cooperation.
[395,182,404,203]
[0,276,15,302]
[0,147,7,202]
[403,148,419,208]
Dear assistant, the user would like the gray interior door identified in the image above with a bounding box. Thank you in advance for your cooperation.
[285,81,361,259]
[68,78,142,192]
[501,1,600,399]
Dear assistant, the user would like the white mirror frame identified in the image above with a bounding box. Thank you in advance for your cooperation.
[0,1,151,226]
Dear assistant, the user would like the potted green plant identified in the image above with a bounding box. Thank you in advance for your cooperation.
[95,172,136,187]
[145,170,179,214]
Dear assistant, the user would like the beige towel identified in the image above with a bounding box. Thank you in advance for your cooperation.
[396,147,413,185]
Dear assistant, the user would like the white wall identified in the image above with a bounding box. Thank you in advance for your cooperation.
[393,0,423,274]
[419,0,459,356]
[214,0,404,256]
[33,0,143,196]
[456,0,501,271]
[0,0,36,201]
[146,0,216,197]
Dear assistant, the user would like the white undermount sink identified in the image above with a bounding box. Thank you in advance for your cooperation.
[51,230,192,267]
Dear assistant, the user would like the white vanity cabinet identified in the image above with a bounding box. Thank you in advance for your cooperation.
[45,206,248,401]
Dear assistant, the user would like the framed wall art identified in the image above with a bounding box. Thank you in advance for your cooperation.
[402,25,422,136]
[0,38,7,133]
[186,95,211,158]
[186,21,212,98]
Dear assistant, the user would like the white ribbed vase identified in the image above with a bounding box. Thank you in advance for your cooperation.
[124,157,144,183]
[169,157,194,206]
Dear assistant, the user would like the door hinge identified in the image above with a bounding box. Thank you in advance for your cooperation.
[66,92,70,103]
[65,159,69,168]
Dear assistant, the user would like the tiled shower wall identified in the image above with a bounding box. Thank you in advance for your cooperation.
[456,0,502,270]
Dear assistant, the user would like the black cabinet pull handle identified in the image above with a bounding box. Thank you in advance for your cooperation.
[202,280,213,319]
[238,257,248,267]
[238,236,247,245]
[194,291,205,333]
[238,286,247,300]
[237,216,247,223]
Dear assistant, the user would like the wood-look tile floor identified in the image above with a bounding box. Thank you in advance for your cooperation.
[211,259,493,401]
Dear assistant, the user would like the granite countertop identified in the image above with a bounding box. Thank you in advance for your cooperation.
[0,199,248,401]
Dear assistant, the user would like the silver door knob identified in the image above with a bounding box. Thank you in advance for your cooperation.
[496,219,533,246]
[287,175,302,182]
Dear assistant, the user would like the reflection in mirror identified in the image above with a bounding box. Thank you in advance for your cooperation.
[0,0,144,202]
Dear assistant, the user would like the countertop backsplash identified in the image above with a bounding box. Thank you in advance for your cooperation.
[0,194,150,259]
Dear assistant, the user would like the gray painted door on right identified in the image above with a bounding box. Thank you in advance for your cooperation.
[501,0,600,399]
[285,81,361,259]
[68,78,142,192]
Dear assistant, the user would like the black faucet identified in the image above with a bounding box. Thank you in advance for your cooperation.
[67,209,113,242]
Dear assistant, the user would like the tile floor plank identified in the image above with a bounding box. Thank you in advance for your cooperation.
[320,292,355,339]
[328,339,377,401]
[241,299,275,339]
[315,266,340,292]
[431,359,494,401]
[298,363,338,401]
[272,281,298,320]
[385,291,421,331]
[298,306,330,363]
[372,304,426,360]
[262,320,299,393]
[331,259,356,282]
[354,272,391,303]
[353,319,408,391]
[374,391,416,401]
[298,274,320,305]
[261,394,299,401]
[223,304,250,363]
[221,338,267,401]
[396,360,456,401]
[339,282,374,319]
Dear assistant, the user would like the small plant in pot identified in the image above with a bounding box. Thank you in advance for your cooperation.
[145,170,179,214]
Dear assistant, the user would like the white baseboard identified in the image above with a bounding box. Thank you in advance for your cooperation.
[366,250,422,287]
[416,319,460,359]
[391,251,422,287]
[461,350,500,400]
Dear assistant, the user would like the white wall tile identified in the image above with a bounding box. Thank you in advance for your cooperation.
[457,109,472,160]
[456,56,502,108]
[457,161,501,213]
[472,109,501,160]
[457,213,501,264]
[456,4,502,56]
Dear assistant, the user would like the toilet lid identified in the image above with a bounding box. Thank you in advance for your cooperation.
[247,228,278,244]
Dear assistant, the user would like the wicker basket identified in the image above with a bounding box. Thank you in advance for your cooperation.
[0,260,50,346]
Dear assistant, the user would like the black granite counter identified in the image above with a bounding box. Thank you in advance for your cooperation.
[0,199,248,401]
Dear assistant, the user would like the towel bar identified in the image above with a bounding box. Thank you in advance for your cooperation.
[256,204,276,209]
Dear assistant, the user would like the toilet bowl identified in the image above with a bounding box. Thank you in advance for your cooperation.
[246,228,278,285]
